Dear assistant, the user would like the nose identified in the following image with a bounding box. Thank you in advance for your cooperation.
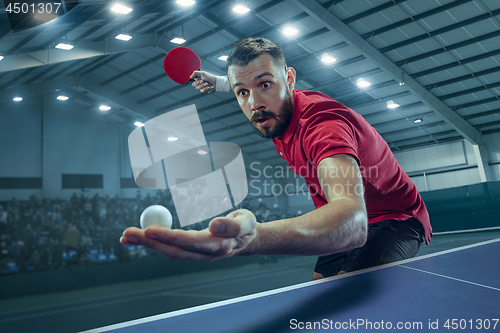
[249,91,266,114]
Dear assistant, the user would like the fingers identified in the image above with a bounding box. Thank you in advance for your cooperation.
[140,238,219,261]
[200,82,213,93]
[215,217,255,237]
[124,225,236,256]
[190,71,216,93]
[190,71,208,91]
[146,226,236,256]
[143,238,219,261]
[209,218,240,237]
[120,226,229,260]
[190,70,202,80]
[209,210,256,238]
[191,79,212,93]
[119,209,257,261]
[120,226,144,245]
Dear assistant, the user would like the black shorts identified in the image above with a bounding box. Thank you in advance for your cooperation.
[314,218,425,277]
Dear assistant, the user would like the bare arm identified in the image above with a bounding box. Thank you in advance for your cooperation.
[120,155,367,260]
[239,154,368,256]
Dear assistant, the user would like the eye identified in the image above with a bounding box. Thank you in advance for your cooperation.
[262,81,271,89]
[238,90,248,96]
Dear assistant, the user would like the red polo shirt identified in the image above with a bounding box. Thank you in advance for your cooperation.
[273,90,431,244]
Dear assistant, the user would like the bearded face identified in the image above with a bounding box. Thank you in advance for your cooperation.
[228,53,296,140]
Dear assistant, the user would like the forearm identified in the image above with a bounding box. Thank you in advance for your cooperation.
[239,198,367,257]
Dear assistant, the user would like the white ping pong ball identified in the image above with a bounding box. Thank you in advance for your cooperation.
[140,205,173,229]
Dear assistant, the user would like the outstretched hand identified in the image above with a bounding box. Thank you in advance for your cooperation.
[191,71,217,93]
[120,209,258,261]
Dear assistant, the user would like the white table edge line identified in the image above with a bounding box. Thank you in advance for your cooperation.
[400,265,500,292]
[79,238,500,332]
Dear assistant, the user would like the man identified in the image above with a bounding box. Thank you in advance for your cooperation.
[121,37,431,279]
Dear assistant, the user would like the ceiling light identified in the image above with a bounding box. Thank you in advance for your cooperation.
[134,122,145,127]
[55,42,74,50]
[233,4,250,13]
[13,97,23,102]
[115,34,132,41]
[356,78,371,88]
[218,55,228,61]
[198,150,208,155]
[282,26,298,36]
[321,53,336,64]
[176,0,195,6]
[0,56,4,61]
[170,37,186,44]
[111,4,133,14]
[168,137,179,141]
[387,100,400,109]
[100,105,111,111]
[57,95,69,101]
[414,118,423,124]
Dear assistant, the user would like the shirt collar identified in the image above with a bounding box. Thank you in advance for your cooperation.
[274,90,300,143]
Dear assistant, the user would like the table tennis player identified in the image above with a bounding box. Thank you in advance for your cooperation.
[121,37,432,280]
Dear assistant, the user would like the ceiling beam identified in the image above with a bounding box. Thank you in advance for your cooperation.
[343,0,408,24]
[360,0,473,39]
[424,66,500,89]
[0,76,77,102]
[0,32,173,74]
[292,0,482,145]
[78,77,155,121]
[395,30,500,67]
[379,7,500,53]
[411,49,500,79]
[0,75,156,123]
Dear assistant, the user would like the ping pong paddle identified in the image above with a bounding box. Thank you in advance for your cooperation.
[163,46,214,93]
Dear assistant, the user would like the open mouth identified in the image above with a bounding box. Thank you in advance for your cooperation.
[254,116,272,128]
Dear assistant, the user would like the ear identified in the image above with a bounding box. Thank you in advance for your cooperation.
[286,67,296,92]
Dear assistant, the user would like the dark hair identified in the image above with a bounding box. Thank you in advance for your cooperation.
[227,37,287,70]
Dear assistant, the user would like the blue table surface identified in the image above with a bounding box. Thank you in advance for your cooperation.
[86,239,500,333]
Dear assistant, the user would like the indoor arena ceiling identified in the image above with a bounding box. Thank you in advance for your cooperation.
[1,0,500,166]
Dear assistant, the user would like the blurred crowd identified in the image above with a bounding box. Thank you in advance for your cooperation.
[0,191,296,275]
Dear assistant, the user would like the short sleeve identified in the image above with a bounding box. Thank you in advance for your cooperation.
[302,116,359,169]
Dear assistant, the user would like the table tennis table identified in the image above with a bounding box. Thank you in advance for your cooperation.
[83,238,500,333]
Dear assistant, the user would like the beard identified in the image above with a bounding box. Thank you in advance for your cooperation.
[249,90,294,139]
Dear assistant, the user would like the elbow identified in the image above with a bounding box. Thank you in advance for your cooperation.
[351,210,368,249]
[354,227,367,249]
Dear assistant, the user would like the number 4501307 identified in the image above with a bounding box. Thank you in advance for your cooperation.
[444,319,499,330]
[6,2,63,14]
